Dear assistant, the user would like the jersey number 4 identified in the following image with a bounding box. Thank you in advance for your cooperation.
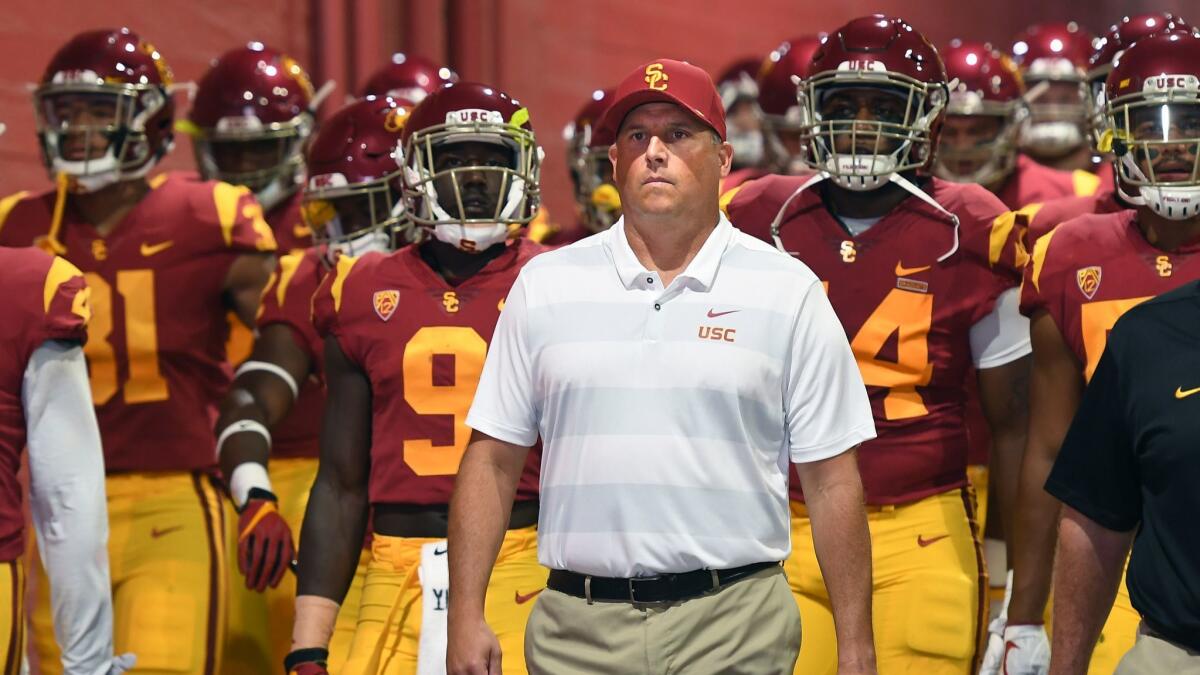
[403,326,487,475]
[83,270,168,405]
[848,288,934,420]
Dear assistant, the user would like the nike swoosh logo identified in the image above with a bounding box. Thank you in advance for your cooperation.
[150,525,183,539]
[895,262,931,276]
[140,240,174,256]
[707,309,740,318]
[514,589,544,605]
[433,546,448,556]
[1003,640,1019,673]
[1176,386,1200,399]
[916,534,949,547]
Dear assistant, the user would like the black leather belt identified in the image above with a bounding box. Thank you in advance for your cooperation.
[547,561,779,603]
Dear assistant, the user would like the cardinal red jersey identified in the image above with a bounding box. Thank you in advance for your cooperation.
[994,154,1101,210]
[720,167,769,193]
[266,190,312,255]
[0,249,89,560]
[0,173,277,472]
[1021,210,1200,382]
[726,176,1027,504]
[312,239,546,506]
[1022,188,1127,249]
[257,247,328,458]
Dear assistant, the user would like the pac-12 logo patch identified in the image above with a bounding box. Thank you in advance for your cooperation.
[1076,266,1102,300]
[373,290,400,321]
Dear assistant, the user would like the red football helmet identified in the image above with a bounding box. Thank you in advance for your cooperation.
[757,35,824,173]
[188,43,319,210]
[359,53,458,102]
[716,57,762,111]
[33,28,175,191]
[1087,13,1192,147]
[302,96,412,258]
[800,16,948,190]
[400,82,541,251]
[1103,31,1200,219]
[1009,22,1096,157]
[717,56,768,171]
[935,40,1027,188]
[563,88,618,232]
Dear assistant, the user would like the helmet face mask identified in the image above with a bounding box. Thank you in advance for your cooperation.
[802,77,947,191]
[402,97,541,235]
[303,177,403,258]
[936,109,1023,188]
[1020,78,1089,157]
[34,80,169,189]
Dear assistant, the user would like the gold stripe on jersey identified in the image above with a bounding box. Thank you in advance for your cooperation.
[42,255,85,314]
[718,185,744,218]
[988,208,1033,269]
[1071,170,1101,197]
[212,182,277,251]
[331,255,359,313]
[149,173,170,189]
[1029,225,1061,293]
[0,191,29,236]
[275,251,305,307]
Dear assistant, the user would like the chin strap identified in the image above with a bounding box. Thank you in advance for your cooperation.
[768,171,961,263]
[888,172,960,262]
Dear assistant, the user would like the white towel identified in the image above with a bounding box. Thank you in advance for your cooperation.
[416,540,451,675]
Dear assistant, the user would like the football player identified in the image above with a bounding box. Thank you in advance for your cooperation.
[716,56,767,172]
[0,247,133,674]
[1008,22,1097,173]
[997,31,1200,675]
[723,16,1032,674]
[358,53,457,102]
[285,82,548,675]
[214,96,412,672]
[561,87,617,241]
[753,34,824,179]
[0,28,277,675]
[936,40,1100,210]
[186,42,332,255]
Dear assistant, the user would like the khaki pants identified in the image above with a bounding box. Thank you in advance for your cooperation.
[1115,624,1200,675]
[525,565,799,674]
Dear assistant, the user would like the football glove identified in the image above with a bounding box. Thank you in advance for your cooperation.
[284,647,329,675]
[999,624,1050,675]
[108,652,137,674]
[237,487,295,592]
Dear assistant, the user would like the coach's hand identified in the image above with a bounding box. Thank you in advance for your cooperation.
[447,616,502,675]
[238,487,295,592]
[283,647,330,675]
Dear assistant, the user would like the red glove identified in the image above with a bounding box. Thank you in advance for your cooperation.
[284,648,329,675]
[237,487,295,592]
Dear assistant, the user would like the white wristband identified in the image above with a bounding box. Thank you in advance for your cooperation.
[230,462,273,508]
[235,360,300,400]
[216,419,272,459]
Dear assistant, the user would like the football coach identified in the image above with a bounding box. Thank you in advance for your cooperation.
[446,59,879,675]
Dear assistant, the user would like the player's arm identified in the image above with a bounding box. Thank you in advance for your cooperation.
[448,431,532,675]
[223,252,275,328]
[977,355,1030,556]
[1007,311,1083,624]
[1049,507,1132,675]
[288,336,371,674]
[794,449,876,673]
[24,340,135,674]
[216,324,313,592]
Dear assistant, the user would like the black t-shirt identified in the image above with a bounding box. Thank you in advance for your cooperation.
[1045,280,1200,652]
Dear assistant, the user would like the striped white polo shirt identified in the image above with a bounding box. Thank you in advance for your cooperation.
[466,214,875,577]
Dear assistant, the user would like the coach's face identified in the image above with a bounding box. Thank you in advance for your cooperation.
[610,102,732,221]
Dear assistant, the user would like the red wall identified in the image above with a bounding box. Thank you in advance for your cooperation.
[0,0,1194,223]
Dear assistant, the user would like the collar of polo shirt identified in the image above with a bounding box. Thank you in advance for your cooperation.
[605,215,735,291]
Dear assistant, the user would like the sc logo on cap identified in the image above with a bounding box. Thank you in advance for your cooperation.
[644,63,669,91]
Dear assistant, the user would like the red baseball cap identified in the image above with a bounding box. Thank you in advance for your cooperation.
[596,58,727,142]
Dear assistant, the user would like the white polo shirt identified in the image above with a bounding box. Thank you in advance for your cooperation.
[466,214,876,577]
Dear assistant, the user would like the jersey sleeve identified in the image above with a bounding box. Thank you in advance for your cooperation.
[1072,169,1101,197]
[785,280,877,462]
[1019,225,1064,320]
[465,268,540,447]
[258,251,320,360]
[1044,330,1140,531]
[208,182,278,254]
[957,187,1030,325]
[39,256,89,346]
